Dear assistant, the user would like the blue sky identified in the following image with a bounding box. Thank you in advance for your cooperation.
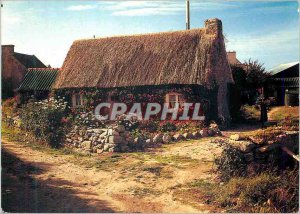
[2,0,299,69]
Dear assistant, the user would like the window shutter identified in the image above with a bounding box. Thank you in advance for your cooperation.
[72,94,76,107]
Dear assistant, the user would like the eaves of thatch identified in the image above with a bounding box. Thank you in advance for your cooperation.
[54,18,233,90]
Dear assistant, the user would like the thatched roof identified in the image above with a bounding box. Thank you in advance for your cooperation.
[54,18,233,89]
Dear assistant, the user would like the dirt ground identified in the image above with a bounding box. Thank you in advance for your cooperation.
[1,137,223,213]
[3,106,297,212]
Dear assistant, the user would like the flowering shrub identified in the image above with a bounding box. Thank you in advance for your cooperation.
[19,98,69,148]
[175,121,205,133]
[159,121,177,132]
[73,111,105,128]
[138,120,159,133]
[116,114,139,131]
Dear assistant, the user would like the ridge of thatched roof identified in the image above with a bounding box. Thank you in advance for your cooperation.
[75,28,204,42]
[54,18,233,89]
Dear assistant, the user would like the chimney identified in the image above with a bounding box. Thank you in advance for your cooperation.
[227,51,238,65]
[186,0,190,30]
[2,45,14,55]
[204,18,222,36]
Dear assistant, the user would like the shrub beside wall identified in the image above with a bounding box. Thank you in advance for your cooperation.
[19,98,69,148]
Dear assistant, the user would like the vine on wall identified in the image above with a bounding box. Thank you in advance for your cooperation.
[53,84,217,120]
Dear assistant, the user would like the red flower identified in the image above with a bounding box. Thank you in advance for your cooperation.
[61,117,69,123]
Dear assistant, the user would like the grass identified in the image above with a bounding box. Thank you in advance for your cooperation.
[2,123,189,175]
[240,105,260,121]
[128,187,162,197]
[1,124,125,171]
[1,124,25,142]
[128,152,200,168]
[142,166,163,176]
[269,106,299,121]
[173,171,299,213]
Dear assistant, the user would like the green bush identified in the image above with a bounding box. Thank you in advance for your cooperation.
[176,121,205,133]
[116,115,139,131]
[19,98,69,148]
[2,97,18,126]
[214,142,248,181]
[160,121,177,132]
[138,120,159,133]
[73,111,105,128]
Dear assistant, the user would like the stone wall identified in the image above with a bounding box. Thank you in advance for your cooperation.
[65,123,222,154]
[218,131,299,165]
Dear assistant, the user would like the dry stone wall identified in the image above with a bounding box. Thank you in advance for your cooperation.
[65,123,222,154]
[217,131,299,165]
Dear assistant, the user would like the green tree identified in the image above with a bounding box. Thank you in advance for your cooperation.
[244,59,270,89]
[229,59,270,120]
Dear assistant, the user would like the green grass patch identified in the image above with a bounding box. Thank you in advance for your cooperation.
[270,106,299,122]
[240,105,260,121]
[173,170,299,213]
[153,154,199,166]
[128,187,162,197]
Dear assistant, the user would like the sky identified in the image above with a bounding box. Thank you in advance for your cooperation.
[1,0,299,69]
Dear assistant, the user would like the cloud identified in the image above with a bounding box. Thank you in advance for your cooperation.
[228,27,298,53]
[100,1,239,16]
[66,4,97,11]
[226,25,299,68]
[2,14,23,25]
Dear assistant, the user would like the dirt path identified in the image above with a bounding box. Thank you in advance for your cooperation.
[2,138,222,213]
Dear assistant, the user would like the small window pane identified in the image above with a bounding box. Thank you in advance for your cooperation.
[169,95,177,102]
[75,94,81,106]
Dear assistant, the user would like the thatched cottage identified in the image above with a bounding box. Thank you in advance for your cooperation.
[54,18,233,122]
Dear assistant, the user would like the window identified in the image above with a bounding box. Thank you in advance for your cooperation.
[108,93,119,102]
[165,93,185,108]
[72,93,85,107]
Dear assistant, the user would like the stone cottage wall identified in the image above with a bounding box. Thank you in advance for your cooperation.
[54,84,218,122]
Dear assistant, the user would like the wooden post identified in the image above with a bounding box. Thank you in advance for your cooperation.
[282,147,300,162]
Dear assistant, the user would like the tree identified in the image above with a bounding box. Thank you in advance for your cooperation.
[244,59,270,89]
[231,65,247,91]
[229,59,270,120]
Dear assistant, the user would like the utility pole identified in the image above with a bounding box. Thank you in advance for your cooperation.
[186,0,190,30]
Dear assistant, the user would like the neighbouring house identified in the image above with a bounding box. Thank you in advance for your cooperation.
[227,51,242,65]
[227,51,247,69]
[53,18,234,123]
[265,62,299,106]
[2,45,47,98]
[17,68,59,103]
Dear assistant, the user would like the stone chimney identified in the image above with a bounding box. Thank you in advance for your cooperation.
[227,51,236,64]
[2,45,14,55]
[204,18,222,36]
